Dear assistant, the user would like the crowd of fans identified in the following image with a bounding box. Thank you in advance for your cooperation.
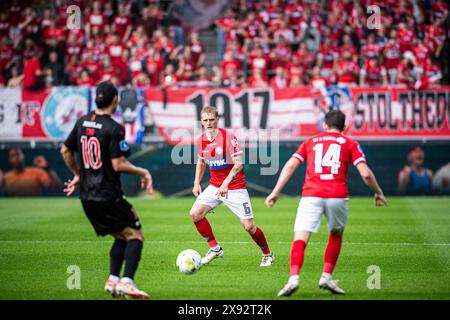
[216,0,449,89]
[0,0,193,89]
[0,0,448,90]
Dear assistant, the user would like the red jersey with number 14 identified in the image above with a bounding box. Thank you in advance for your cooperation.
[196,128,246,190]
[293,131,366,198]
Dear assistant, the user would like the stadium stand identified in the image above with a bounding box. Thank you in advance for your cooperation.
[0,0,448,89]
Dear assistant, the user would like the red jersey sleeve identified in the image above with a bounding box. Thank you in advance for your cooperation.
[292,141,307,163]
[351,141,366,166]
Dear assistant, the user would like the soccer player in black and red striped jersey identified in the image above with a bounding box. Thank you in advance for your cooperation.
[61,82,153,299]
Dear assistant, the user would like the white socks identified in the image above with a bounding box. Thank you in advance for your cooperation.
[289,275,299,285]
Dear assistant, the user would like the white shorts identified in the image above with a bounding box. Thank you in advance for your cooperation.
[195,185,254,220]
[294,197,348,233]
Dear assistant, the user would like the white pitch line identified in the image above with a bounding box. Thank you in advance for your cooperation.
[0,240,449,247]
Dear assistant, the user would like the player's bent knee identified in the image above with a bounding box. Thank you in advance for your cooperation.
[242,221,256,234]
[122,227,144,241]
[189,208,203,222]
[330,227,344,236]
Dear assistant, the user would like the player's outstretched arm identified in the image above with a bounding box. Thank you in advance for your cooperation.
[193,160,206,197]
[265,157,301,208]
[112,156,153,194]
[356,162,387,206]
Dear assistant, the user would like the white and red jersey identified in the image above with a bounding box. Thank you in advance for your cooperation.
[112,14,131,39]
[293,131,366,198]
[196,128,246,190]
[383,40,401,69]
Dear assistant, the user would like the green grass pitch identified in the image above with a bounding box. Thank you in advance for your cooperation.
[0,197,449,300]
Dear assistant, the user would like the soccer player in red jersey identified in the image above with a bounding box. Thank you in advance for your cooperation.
[265,110,387,296]
[190,106,274,267]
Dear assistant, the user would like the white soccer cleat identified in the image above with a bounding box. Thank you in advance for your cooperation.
[318,276,345,295]
[260,253,275,267]
[201,247,224,265]
[115,279,150,299]
[277,281,299,297]
[104,279,118,297]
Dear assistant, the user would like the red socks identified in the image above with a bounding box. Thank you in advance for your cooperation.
[251,227,271,255]
[323,233,343,274]
[290,240,307,276]
[194,218,218,248]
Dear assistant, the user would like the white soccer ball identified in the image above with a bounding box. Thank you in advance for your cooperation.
[176,249,202,274]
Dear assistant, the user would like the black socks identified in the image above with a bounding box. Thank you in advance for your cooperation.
[123,239,143,280]
[109,239,127,277]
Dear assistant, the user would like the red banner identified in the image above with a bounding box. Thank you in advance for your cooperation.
[145,86,450,143]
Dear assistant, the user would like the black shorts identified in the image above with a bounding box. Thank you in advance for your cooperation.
[81,198,142,236]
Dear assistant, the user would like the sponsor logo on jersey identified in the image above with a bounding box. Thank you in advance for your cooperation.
[119,140,130,152]
[82,121,103,129]
[207,158,228,169]
[336,137,346,144]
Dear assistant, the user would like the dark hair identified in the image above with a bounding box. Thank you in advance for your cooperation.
[408,144,424,154]
[325,109,346,132]
[95,82,118,109]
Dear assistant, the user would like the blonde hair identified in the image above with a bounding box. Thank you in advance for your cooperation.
[200,106,219,118]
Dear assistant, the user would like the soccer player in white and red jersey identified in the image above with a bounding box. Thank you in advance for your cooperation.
[190,106,274,267]
[265,110,387,297]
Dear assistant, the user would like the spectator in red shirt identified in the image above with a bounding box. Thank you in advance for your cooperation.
[247,68,268,88]
[270,36,292,70]
[175,46,197,81]
[161,64,178,86]
[65,34,83,65]
[335,50,359,87]
[144,47,164,86]
[412,38,431,66]
[23,51,45,90]
[107,34,126,66]
[112,2,132,42]
[97,55,119,84]
[294,42,316,70]
[397,55,416,88]
[317,37,338,78]
[397,22,415,53]
[248,46,270,80]
[339,34,358,61]
[270,66,288,89]
[285,54,304,81]
[188,33,206,68]
[87,1,108,38]
[77,69,95,87]
[383,29,401,84]
[66,54,83,85]
[360,57,388,86]
[222,65,243,88]
[361,33,381,62]
[42,19,65,47]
